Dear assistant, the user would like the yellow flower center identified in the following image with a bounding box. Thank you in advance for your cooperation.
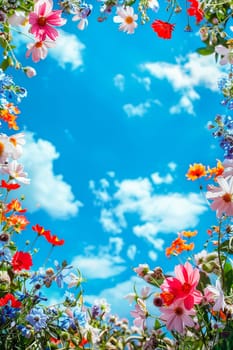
[125,16,134,25]
[222,193,232,203]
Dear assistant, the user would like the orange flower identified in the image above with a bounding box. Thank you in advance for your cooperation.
[186,163,206,180]
[160,291,175,306]
[182,230,197,238]
[7,214,29,232]
[0,104,20,130]
[5,199,27,213]
[166,235,195,257]
[208,160,224,179]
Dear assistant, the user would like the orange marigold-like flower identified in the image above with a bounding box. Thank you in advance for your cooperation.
[6,214,29,232]
[166,235,195,257]
[0,104,20,130]
[182,230,197,237]
[186,163,207,180]
[208,160,224,179]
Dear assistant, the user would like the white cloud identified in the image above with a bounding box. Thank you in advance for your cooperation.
[168,161,177,171]
[148,250,158,261]
[123,99,160,117]
[127,245,137,260]
[113,74,125,91]
[71,242,126,279]
[131,73,151,91]
[151,172,173,185]
[50,29,85,70]
[141,53,224,115]
[20,131,82,219]
[90,172,207,250]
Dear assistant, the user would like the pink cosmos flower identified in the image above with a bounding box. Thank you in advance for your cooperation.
[130,298,147,328]
[113,6,138,34]
[206,176,233,218]
[29,0,66,41]
[161,261,202,309]
[160,300,196,334]
[26,40,55,62]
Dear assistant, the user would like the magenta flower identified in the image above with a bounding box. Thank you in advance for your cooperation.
[161,262,202,309]
[26,40,55,62]
[206,176,233,218]
[160,300,196,334]
[29,0,66,41]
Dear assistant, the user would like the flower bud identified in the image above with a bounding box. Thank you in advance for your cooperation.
[24,67,37,78]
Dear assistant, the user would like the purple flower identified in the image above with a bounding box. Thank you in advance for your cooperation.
[26,307,48,331]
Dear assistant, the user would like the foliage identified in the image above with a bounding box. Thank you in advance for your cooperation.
[0,0,233,349]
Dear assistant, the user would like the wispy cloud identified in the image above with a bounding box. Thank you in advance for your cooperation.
[131,73,151,91]
[123,99,161,117]
[113,74,125,91]
[71,240,126,279]
[141,53,224,115]
[89,169,207,250]
[20,131,82,219]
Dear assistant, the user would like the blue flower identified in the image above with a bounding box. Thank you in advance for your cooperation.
[26,307,48,331]
[0,247,12,263]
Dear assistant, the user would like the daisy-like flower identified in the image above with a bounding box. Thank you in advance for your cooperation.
[206,176,233,217]
[29,0,66,41]
[0,134,14,164]
[160,300,196,334]
[26,307,48,331]
[8,133,25,160]
[151,20,175,39]
[2,160,30,184]
[113,6,138,34]
[26,40,55,63]
[215,45,233,65]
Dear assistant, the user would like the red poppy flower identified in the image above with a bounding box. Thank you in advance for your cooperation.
[12,251,33,272]
[79,338,88,347]
[0,293,22,308]
[151,20,175,39]
[187,0,204,23]
[0,180,20,191]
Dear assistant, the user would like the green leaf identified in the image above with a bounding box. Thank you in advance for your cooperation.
[196,46,215,56]
[223,261,233,294]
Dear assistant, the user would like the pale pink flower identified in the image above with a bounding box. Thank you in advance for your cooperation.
[215,45,233,65]
[130,298,147,328]
[160,300,196,334]
[24,66,37,78]
[29,0,66,41]
[0,134,14,164]
[2,160,30,184]
[133,264,150,277]
[161,262,202,309]
[8,133,25,160]
[26,40,55,62]
[206,176,233,218]
[113,6,138,34]
[8,11,28,26]
[223,159,233,179]
[204,279,226,312]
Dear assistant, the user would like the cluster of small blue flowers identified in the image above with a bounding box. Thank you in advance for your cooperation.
[211,114,233,159]
[0,69,27,106]
[218,75,233,111]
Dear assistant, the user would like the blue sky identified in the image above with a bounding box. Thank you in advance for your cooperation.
[8,5,226,318]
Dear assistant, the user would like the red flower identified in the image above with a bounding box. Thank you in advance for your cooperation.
[45,231,65,246]
[32,224,51,237]
[0,293,22,308]
[151,20,175,39]
[187,0,204,23]
[0,180,20,191]
[12,251,33,272]
[79,338,88,347]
